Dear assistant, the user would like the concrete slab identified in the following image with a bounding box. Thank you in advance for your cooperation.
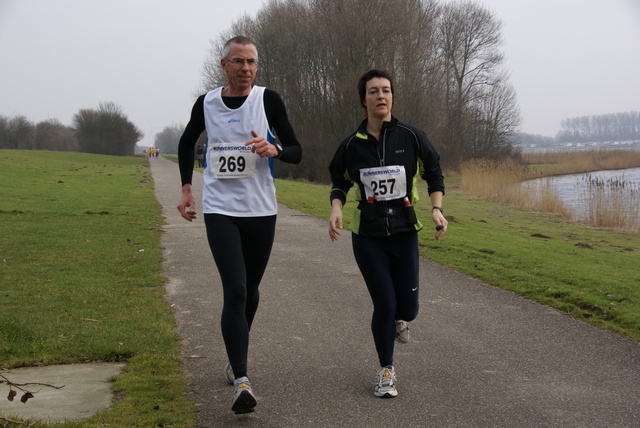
[0,362,125,424]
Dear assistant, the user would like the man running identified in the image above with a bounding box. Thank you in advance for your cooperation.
[176,36,302,414]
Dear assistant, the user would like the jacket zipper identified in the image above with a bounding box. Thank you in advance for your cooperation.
[380,127,391,236]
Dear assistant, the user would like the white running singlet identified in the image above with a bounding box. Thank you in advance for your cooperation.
[202,86,277,216]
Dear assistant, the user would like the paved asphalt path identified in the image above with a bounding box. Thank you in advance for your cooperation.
[151,156,639,428]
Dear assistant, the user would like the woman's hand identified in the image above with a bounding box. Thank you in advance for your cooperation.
[329,200,343,241]
[432,209,448,240]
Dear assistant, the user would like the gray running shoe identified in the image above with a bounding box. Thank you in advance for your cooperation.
[232,376,257,414]
[225,362,235,385]
[395,320,410,343]
[374,366,398,398]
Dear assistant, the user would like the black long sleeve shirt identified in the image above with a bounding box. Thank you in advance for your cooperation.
[178,88,302,186]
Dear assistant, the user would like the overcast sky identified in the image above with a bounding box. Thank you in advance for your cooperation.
[1,0,639,148]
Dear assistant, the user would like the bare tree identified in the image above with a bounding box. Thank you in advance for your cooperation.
[154,124,185,154]
[467,75,521,159]
[198,0,519,178]
[35,119,79,152]
[436,0,516,167]
[72,102,143,156]
[0,115,36,150]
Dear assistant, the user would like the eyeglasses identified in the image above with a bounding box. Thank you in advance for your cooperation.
[225,58,258,67]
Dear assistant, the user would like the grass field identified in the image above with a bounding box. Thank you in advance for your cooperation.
[1,149,638,426]
[0,150,195,427]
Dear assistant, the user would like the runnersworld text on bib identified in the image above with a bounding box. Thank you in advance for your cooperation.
[208,142,257,179]
[359,165,407,201]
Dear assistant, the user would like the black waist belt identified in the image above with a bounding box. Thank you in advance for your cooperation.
[358,201,403,217]
[377,205,401,217]
[358,201,416,224]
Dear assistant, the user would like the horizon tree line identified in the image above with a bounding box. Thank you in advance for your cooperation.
[0,102,142,156]
[556,111,640,143]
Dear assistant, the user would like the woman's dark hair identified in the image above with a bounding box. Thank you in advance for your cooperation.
[357,69,394,110]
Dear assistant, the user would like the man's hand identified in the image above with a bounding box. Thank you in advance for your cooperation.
[177,184,197,221]
[245,130,278,157]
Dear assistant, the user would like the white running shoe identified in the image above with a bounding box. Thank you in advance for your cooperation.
[395,320,410,343]
[232,376,257,414]
[225,362,235,385]
[374,366,398,398]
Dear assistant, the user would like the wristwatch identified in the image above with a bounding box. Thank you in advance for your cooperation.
[275,143,283,158]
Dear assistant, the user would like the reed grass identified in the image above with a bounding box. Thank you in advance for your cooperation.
[460,158,573,218]
[460,150,640,232]
[579,174,640,232]
[522,149,640,177]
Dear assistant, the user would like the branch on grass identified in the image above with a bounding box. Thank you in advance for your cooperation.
[0,415,30,425]
[1,373,65,404]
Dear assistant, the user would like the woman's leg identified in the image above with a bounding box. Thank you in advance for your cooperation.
[389,231,420,322]
[352,233,397,367]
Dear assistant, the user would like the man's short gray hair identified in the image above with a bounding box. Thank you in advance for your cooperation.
[222,36,258,60]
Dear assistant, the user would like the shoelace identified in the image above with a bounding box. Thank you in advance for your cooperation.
[396,321,408,333]
[379,369,396,387]
[235,377,251,391]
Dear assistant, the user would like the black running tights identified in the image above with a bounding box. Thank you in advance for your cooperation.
[204,214,277,379]
[352,231,420,367]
